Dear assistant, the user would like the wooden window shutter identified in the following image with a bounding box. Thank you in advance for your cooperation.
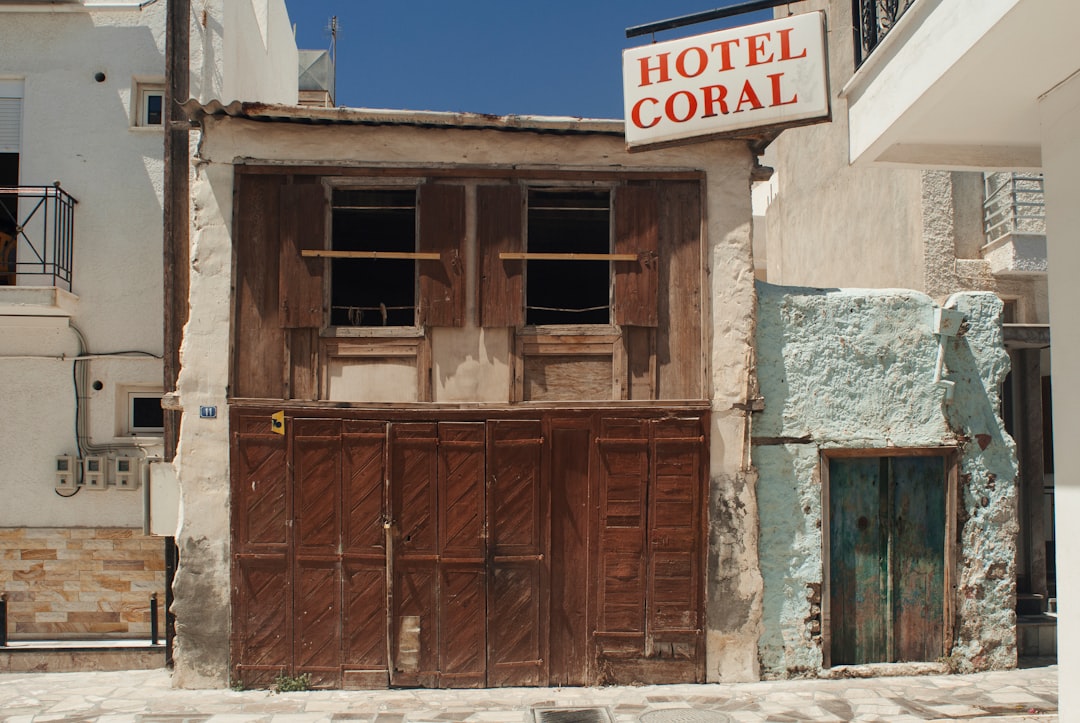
[418,183,466,327]
[613,184,659,327]
[279,181,326,328]
[477,185,524,327]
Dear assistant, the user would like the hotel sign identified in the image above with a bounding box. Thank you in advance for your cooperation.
[622,11,830,149]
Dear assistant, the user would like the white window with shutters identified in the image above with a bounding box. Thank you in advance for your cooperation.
[0,79,23,154]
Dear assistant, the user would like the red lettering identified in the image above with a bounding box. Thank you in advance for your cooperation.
[747,32,773,66]
[665,91,698,123]
[734,80,763,113]
[675,46,708,79]
[631,97,661,128]
[768,73,798,107]
[709,38,741,72]
[700,84,730,117]
[777,27,807,61]
[638,53,671,87]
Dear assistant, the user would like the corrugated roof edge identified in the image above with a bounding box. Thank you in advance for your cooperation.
[180,99,626,136]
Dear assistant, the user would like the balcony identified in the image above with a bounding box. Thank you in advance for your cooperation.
[981,173,1046,276]
[0,183,77,291]
[852,0,916,68]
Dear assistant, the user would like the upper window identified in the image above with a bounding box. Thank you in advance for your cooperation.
[330,187,417,327]
[136,83,164,127]
[525,188,611,326]
[128,391,164,435]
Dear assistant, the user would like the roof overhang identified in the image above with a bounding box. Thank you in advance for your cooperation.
[841,0,1080,170]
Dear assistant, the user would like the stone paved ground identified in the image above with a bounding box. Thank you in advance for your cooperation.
[0,664,1058,722]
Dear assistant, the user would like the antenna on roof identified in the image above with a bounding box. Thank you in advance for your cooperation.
[329,16,338,64]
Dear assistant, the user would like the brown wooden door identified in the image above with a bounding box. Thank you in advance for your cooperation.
[388,422,487,688]
[486,419,548,686]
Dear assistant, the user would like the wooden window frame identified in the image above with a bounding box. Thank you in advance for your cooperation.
[819,447,958,669]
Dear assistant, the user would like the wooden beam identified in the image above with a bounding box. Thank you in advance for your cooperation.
[499,252,639,261]
[301,250,441,260]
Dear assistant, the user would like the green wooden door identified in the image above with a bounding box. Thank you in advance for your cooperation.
[829,456,946,666]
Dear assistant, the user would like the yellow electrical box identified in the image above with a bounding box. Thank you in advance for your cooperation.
[271,410,285,435]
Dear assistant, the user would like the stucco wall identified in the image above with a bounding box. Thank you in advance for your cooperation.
[753,284,1017,677]
[0,5,166,526]
[173,116,759,686]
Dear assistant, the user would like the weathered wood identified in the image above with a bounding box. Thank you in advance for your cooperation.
[523,355,613,402]
[287,328,319,401]
[655,181,702,399]
[625,327,655,400]
[233,174,286,399]
[418,184,467,327]
[477,185,524,327]
[499,252,639,261]
[303,250,441,260]
[279,181,326,329]
[614,184,659,327]
[548,418,593,685]
[237,164,705,182]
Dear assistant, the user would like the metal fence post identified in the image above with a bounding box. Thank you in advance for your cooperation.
[1,592,7,647]
[151,592,159,645]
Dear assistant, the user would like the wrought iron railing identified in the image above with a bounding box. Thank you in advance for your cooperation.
[853,0,917,68]
[0,183,77,291]
[984,173,1045,245]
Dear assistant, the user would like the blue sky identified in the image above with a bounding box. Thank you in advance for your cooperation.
[284,1,770,119]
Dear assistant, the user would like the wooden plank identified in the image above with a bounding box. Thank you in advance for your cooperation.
[279,181,326,329]
[523,355,613,402]
[626,327,656,400]
[829,457,889,665]
[613,184,659,327]
[303,250,441,260]
[233,174,285,399]
[486,419,547,686]
[891,456,945,662]
[477,185,524,327]
[499,252,639,261]
[287,328,319,401]
[237,164,706,182]
[418,184,467,327]
[548,418,593,685]
[655,181,702,399]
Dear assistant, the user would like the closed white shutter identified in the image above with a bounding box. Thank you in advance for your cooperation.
[0,80,23,154]
[0,97,20,153]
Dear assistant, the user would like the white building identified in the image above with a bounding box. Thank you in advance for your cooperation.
[0,0,297,668]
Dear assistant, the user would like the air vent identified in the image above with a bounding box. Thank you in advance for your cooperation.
[532,708,612,723]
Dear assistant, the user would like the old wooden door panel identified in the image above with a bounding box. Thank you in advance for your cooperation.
[389,423,439,686]
[292,419,343,687]
[486,419,547,686]
[342,421,389,687]
[231,414,290,687]
[595,418,649,670]
[892,456,946,662]
[829,457,889,665]
[437,423,487,687]
[477,184,525,328]
[548,418,593,686]
[645,419,704,681]
[613,184,659,328]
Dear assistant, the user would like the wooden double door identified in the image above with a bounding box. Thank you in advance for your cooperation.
[230,409,706,688]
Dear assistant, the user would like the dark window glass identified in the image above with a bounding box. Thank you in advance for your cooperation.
[331,188,416,326]
[131,395,164,432]
[145,92,163,125]
[526,188,610,325]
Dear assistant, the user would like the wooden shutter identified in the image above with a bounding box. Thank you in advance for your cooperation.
[614,184,659,327]
[231,413,290,688]
[486,419,546,686]
[291,418,343,687]
[279,181,326,329]
[418,184,466,326]
[477,185,524,327]
[341,420,389,688]
[233,173,285,399]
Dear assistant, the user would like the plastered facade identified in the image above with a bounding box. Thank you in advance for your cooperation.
[172,114,762,687]
[753,285,1017,677]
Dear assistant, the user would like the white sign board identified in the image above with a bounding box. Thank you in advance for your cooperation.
[622,11,829,149]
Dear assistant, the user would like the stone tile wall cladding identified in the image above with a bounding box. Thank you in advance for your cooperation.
[0,528,165,639]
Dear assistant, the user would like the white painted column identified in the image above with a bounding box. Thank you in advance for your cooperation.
[1040,69,1080,716]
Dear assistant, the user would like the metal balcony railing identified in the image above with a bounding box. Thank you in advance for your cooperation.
[984,173,1045,245]
[0,183,77,291]
[853,0,917,68]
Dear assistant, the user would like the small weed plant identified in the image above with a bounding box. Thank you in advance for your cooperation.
[272,671,312,693]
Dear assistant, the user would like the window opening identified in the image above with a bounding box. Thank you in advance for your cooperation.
[136,84,164,127]
[331,188,417,326]
[0,152,18,286]
[526,188,610,326]
[128,391,164,435]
